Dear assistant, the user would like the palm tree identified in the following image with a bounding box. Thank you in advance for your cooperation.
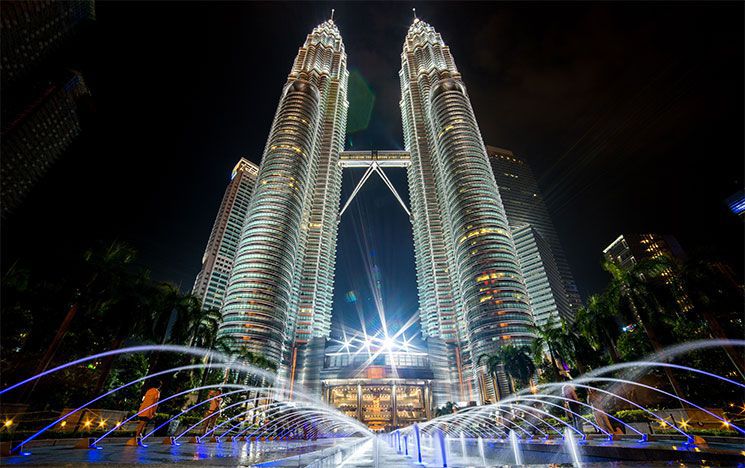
[34,241,140,382]
[229,347,278,426]
[602,257,674,352]
[480,345,536,392]
[679,258,745,377]
[575,292,621,363]
[190,308,222,349]
[602,257,686,398]
[531,323,563,367]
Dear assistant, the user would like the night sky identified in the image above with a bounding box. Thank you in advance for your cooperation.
[3,2,743,336]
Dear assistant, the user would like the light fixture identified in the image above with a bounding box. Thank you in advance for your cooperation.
[383,336,395,350]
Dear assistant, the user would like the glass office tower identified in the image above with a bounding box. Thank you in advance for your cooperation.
[511,225,571,328]
[400,18,533,402]
[218,19,348,368]
[193,158,259,311]
[487,146,582,322]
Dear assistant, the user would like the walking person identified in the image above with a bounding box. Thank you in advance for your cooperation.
[202,389,223,436]
[128,380,162,446]
[587,388,621,435]
[562,381,583,432]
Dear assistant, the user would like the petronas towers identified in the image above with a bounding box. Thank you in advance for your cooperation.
[205,16,535,404]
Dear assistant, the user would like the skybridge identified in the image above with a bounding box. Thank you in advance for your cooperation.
[338,150,412,220]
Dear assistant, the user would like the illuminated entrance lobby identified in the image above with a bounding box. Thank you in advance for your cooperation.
[320,335,434,431]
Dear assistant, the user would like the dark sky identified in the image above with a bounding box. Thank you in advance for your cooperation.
[4,2,743,336]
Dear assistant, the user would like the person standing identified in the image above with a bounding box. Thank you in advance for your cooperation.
[129,380,162,446]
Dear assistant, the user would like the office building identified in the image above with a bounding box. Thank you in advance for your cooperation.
[193,158,259,311]
[218,18,349,370]
[1,71,90,216]
[1,1,95,217]
[603,233,691,312]
[1,0,95,88]
[487,146,582,323]
[603,233,686,270]
[511,225,571,328]
[213,16,533,410]
[399,19,533,402]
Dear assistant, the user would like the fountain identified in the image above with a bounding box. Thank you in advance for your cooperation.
[392,339,745,466]
[0,344,371,463]
[477,436,486,465]
[1,340,744,465]
[509,429,522,465]
[564,426,583,466]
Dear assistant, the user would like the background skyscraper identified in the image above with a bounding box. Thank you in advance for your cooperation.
[1,1,95,217]
[193,158,259,311]
[400,19,533,402]
[487,146,582,322]
[603,233,691,314]
[603,233,686,270]
[512,225,571,328]
[1,71,90,217]
[218,19,348,376]
[0,0,95,87]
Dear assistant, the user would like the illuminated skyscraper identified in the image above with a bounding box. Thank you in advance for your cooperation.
[603,233,686,271]
[486,146,582,322]
[511,225,571,328]
[218,19,348,370]
[214,15,531,406]
[603,233,691,314]
[193,158,259,311]
[400,18,533,402]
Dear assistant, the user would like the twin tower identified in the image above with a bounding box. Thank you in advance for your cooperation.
[217,17,534,404]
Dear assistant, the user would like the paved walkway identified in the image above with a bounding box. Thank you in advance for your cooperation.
[2,438,354,466]
[275,437,417,468]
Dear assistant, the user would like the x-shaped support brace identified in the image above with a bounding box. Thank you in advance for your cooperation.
[338,161,412,222]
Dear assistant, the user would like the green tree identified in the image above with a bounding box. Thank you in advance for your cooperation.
[575,292,621,363]
[480,344,536,392]
[531,323,563,366]
[602,256,686,397]
[602,257,678,352]
[679,258,745,376]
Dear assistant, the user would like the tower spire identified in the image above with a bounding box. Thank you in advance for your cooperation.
[330,8,335,20]
[412,8,417,20]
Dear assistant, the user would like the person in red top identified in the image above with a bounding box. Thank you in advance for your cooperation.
[133,380,162,442]
[202,389,223,435]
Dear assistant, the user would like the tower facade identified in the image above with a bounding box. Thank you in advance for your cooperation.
[1,71,90,216]
[193,158,259,311]
[211,16,532,407]
[486,146,582,322]
[400,19,533,402]
[512,225,571,328]
[218,20,348,370]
